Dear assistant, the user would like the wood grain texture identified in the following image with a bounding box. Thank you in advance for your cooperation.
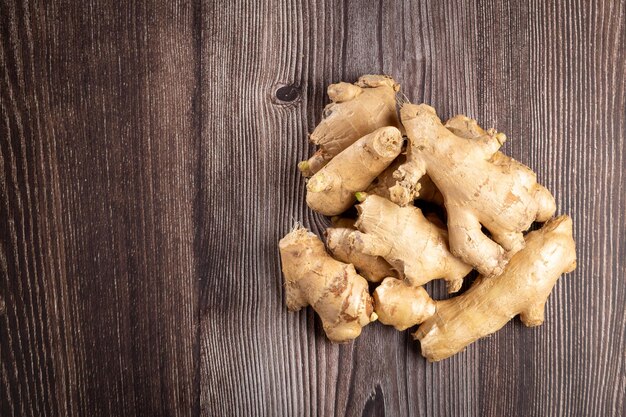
[1,1,199,416]
[2,0,625,416]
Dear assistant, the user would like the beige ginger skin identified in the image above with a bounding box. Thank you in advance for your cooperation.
[391,104,556,277]
[306,126,403,216]
[344,194,470,330]
[279,226,377,342]
[366,154,443,205]
[373,279,436,331]
[445,114,557,200]
[415,215,577,361]
[299,75,401,176]
[353,194,472,292]
[278,76,576,355]
[325,227,396,283]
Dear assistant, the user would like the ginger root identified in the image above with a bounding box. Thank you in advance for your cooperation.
[279,226,377,342]
[415,215,577,361]
[348,194,471,330]
[299,75,401,176]
[325,227,396,283]
[366,155,443,205]
[373,279,436,331]
[445,114,557,215]
[306,126,403,216]
[391,104,556,277]
[354,194,472,292]
[281,76,575,358]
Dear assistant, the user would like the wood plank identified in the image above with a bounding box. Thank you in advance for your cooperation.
[1,0,625,415]
[201,0,626,416]
[1,1,200,416]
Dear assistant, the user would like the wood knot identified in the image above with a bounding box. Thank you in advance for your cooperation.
[274,84,300,103]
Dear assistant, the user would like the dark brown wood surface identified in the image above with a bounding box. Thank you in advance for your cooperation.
[1,0,625,416]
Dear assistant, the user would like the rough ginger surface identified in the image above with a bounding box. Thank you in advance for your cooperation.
[279,226,376,342]
[354,194,472,292]
[300,75,401,176]
[325,227,396,283]
[391,103,556,277]
[306,126,402,216]
[415,215,577,361]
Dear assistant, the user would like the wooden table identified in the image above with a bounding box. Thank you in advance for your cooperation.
[2,1,625,416]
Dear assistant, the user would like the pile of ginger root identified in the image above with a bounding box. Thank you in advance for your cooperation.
[278,75,577,361]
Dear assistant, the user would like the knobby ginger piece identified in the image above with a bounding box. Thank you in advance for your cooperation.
[415,215,577,361]
[391,104,556,277]
[366,154,443,205]
[373,279,437,331]
[306,126,403,216]
[445,114,557,203]
[349,194,471,330]
[299,75,401,176]
[354,194,472,291]
[279,226,376,342]
[325,227,396,283]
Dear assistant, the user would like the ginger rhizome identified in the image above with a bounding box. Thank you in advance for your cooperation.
[279,226,376,342]
[366,155,443,205]
[345,194,471,330]
[325,227,396,283]
[299,75,401,176]
[279,75,575,359]
[391,104,556,277]
[373,279,436,331]
[306,126,403,216]
[415,215,577,361]
[354,194,472,292]
[444,114,556,218]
